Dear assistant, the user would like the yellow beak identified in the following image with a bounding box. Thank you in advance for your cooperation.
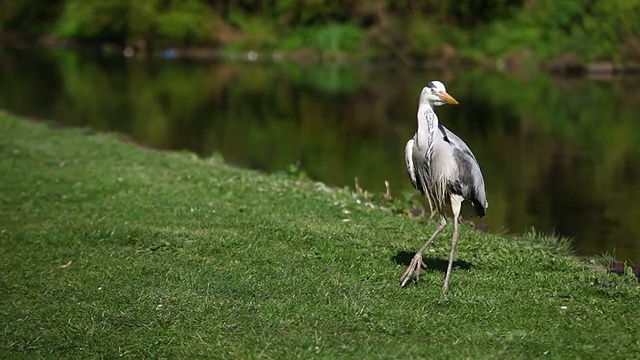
[438,92,459,105]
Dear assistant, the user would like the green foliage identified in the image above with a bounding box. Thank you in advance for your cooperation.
[405,18,469,60]
[518,228,575,257]
[2,0,639,63]
[54,0,128,41]
[152,1,216,42]
[271,0,356,26]
[582,0,640,61]
[228,17,363,57]
[310,22,363,53]
[407,19,445,58]
[227,9,278,49]
[475,0,640,62]
[271,162,311,181]
[54,0,216,45]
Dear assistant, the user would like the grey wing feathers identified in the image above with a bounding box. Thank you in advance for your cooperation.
[404,138,424,195]
[441,126,488,217]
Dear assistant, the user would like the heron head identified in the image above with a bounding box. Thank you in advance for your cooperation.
[420,81,459,107]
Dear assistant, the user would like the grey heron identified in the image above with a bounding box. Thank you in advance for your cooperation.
[401,81,488,292]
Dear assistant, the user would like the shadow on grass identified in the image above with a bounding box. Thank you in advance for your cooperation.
[392,250,473,272]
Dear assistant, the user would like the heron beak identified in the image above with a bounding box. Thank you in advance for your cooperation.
[438,92,459,105]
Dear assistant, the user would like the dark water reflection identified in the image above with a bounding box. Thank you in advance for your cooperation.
[2,47,640,262]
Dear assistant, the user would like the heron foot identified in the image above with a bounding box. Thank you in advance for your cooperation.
[400,253,426,287]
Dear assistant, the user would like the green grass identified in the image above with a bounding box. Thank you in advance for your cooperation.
[1,111,639,359]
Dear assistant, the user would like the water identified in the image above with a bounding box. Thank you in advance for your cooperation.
[2,47,640,262]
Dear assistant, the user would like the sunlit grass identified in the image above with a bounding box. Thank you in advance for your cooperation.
[1,111,639,358]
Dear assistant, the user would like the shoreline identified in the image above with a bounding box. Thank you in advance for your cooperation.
[2,32,640,77]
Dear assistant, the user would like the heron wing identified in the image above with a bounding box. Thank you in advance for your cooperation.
[404,137,425,195]
[439,124,488,217]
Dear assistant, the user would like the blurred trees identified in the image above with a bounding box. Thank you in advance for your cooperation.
[0,0,639,64]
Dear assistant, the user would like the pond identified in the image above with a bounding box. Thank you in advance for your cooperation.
[1,47,639,263]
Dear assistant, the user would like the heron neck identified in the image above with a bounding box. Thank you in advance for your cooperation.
[416,103,438,148]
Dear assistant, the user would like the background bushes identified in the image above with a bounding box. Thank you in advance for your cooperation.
[0,0,638,64]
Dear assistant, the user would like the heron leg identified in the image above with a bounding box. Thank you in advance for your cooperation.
[426,193,436,220]
[443,194,463,292]
[400,214,447,287]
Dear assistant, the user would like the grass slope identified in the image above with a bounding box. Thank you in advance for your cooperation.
[1,111,639,359]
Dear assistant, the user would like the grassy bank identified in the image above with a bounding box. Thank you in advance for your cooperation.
[1,111,639,358]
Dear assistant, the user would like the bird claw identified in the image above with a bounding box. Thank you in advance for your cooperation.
[400,254,426,287]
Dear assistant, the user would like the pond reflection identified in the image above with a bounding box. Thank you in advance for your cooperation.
[1,47,639,262]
